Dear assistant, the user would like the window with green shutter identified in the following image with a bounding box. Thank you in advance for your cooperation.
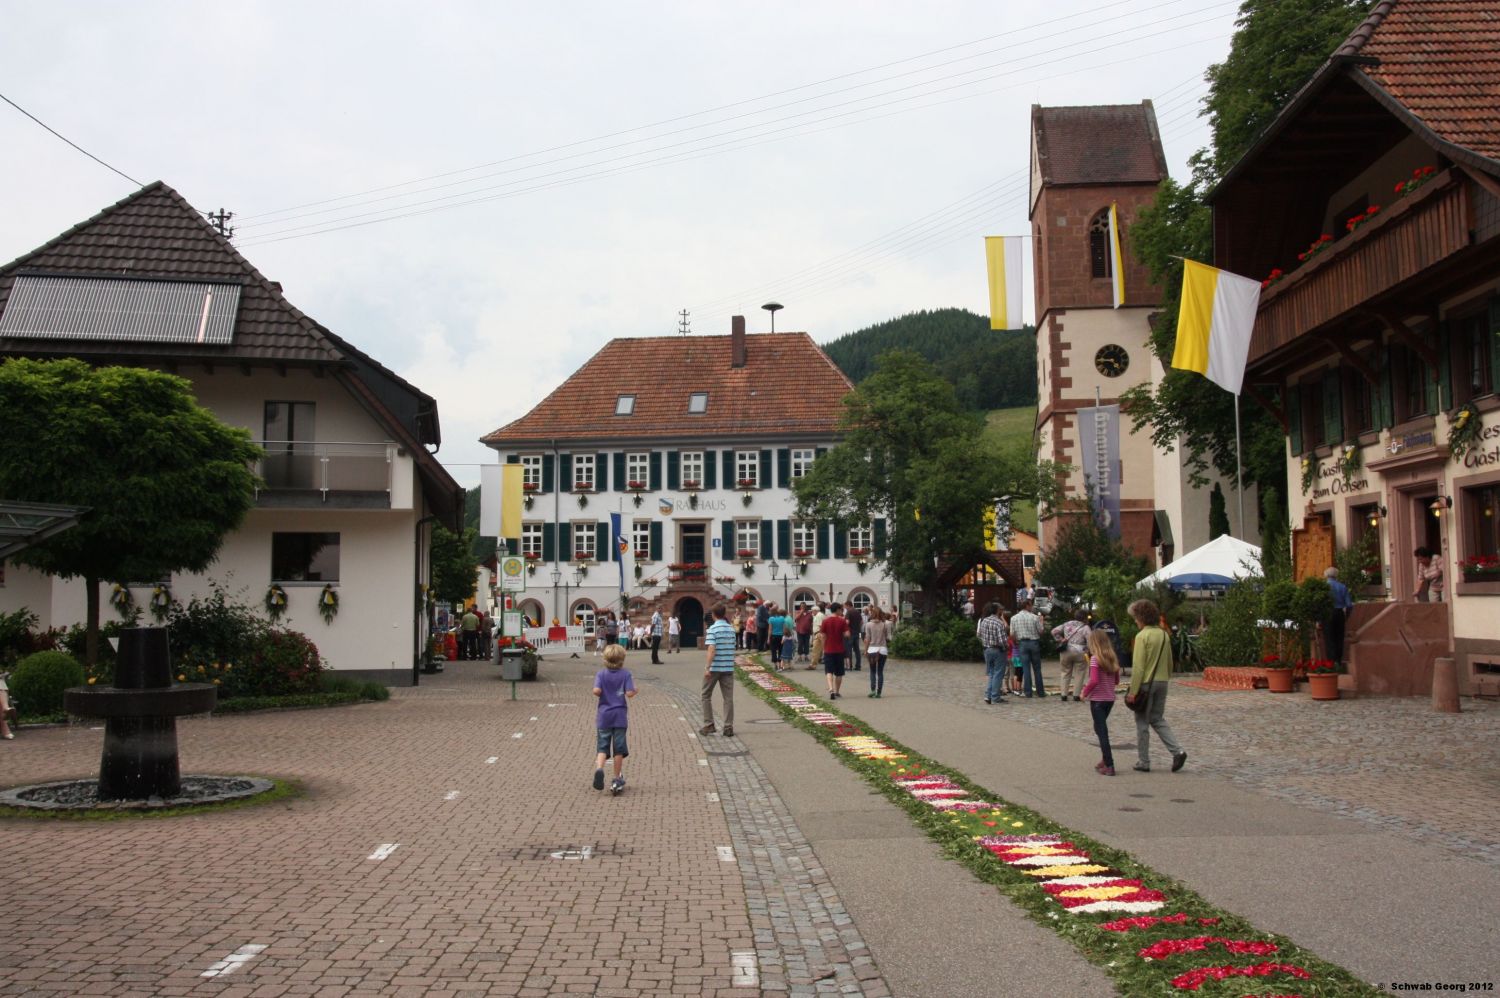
[1322,368,1343,445]
[649,452,662,490]
[874,519,888,558]
[777,519,791,559]
[543,523,556,562]
[816,522,830,560]
[777,448,790,488]
[667,451,680,490]
[759,450,772,488]
[721,520,735,559]
[596,522,610,559]
[542,453,555,493]
[760,520,772,558]
[614,453,626,492]
[650,521,663,563]
[558,522,572,561]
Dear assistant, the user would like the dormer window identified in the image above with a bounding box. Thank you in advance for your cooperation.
[688,392,708,413]
[615,395,636,416]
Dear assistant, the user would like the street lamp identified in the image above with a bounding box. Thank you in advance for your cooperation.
[770,558,802,609]
[550,566,563,621]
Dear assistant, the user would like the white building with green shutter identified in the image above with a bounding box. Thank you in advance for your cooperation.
[481,316,892,648]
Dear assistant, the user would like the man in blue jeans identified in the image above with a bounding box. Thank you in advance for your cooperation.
[1009,600,1046,697]
[976,603,1009,704]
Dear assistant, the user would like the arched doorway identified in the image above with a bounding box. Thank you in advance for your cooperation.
[518,599,546,628]
[791,587,819,611]
[676,596,705,650]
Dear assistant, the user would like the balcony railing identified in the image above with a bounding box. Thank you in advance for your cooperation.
[255,440,395,498]
[1249,170,1471,364]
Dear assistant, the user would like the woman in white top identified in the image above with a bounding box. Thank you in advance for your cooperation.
[863,607,893,698]
[0,669,13,738]
[667,614,682,652]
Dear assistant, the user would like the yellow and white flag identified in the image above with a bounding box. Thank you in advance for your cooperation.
[1108,203,1126,309]
[1171,259,1262,395]
[984,236,1024,330]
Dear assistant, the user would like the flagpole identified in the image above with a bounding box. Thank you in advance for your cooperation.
[1234,391,1245,539]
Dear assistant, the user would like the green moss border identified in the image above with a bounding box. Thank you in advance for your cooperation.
[737,660,1381,997]
[0,777,301,822]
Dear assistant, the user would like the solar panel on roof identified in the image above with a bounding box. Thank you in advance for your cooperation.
[0,276,241,345]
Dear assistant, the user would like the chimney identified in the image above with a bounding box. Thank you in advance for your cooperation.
[731,315,746,368]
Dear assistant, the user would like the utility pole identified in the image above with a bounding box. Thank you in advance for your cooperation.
[206,208,235,239]
[677,309,691,335]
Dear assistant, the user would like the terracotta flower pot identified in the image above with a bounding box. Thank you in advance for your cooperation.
[1306,673,1340,700]
[1266,667,1295,693]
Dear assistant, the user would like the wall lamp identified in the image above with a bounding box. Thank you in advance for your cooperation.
[1368,505,1387,528]
[1430,496,1453,519]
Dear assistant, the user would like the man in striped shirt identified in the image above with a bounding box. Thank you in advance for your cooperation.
[702,603,737,737]
[977,603,1009,704]
[1009,600,1046,698]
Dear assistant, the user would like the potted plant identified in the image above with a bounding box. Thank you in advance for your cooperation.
[1259,579,1298,692]
[1303,658,1340,700]
[1260,653,1295,693]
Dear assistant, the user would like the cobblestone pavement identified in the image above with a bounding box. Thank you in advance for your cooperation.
[0,654,880,996]
[882,657,1500,866]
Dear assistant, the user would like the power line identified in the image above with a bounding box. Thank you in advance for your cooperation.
[238,0,1191,224]
[0,91,143,187]
[237,0,1234,236]
[237,19,1234,247]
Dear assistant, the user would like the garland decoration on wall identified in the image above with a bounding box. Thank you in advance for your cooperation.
[265,584,289,621]
[319,584,339,624]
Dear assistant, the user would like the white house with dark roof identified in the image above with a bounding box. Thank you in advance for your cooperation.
[0,182,463,684]
[480,316,893,648]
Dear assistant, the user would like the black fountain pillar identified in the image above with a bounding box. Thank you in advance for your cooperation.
[64,627,216,801]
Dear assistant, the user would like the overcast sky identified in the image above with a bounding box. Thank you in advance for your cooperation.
[1,1,1238,486]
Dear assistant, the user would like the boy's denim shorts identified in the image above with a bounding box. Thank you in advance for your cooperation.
[596,727,629,758]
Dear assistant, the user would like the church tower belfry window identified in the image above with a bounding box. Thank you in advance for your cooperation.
[1089,209,1113,279]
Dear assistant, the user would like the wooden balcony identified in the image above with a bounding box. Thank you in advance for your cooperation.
[1248,170,1473,364]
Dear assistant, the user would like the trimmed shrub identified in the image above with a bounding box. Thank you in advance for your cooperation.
[890,609,982,661]
[11,650,86,717]
[1198,578,1264,667]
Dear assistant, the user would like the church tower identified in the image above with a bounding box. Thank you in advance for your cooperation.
[1030,102,1168,560]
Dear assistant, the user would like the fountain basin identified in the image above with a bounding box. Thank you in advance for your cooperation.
[64,683,217,718]
[0,775,275,812]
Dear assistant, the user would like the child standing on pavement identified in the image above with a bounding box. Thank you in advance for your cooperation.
[780,619,797,671]
[592,644,637,795]
[1080,628,1121,776]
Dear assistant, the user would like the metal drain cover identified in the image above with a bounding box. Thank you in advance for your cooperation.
[1118,806,1143,812]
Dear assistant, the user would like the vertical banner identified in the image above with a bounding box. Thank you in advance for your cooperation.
[610,511,627,596]
[1078,404,1122,539]
[499,464,524,542]
[1107,203,1125,309]
[984,236,1025,330]
[479,465,502,536]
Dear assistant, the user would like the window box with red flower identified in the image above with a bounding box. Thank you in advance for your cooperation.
[737,478,758,490]
[1345,204,1380,234]
[522,482,539,492]
[1394,165,1437,198]
[715,575,736,584]
[1260,267,1285,290]
[1460,554,1500,583]
[793,548,813,558]
[1296,233,1333,264]
[682,479,702,490]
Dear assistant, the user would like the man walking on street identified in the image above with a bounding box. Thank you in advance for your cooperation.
[649,609,664,664]
[1010,600,1046,697]
[701,604,736,737]
[978,602,1009,704]
[846,602,864,672]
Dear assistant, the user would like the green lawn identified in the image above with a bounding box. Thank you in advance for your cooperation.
[982,406,1038,535]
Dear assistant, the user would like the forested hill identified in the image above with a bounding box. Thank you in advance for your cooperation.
[820,308,1036,410]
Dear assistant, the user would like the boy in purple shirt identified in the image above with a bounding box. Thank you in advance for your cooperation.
[592,644,637,795]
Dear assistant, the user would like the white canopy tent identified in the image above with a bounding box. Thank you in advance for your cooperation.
[1138,534,1261,592]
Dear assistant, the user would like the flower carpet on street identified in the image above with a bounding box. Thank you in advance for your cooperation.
[736,657,1380,996]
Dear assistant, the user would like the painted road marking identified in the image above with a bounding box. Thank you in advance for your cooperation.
[550,845,594,860]
[717,846,736,863]
[529,716,538,721]
[485,756,498,764]
[444,791,461,801]
[731,951,758,987]
[512,732,524,739]
[201,943,267,978]
[687,732,697,739]
[368,843,400,861]
[698,758,708,767]
[706,792,720,802]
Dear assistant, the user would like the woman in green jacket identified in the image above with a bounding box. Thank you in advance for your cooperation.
[1125,599,1187,774]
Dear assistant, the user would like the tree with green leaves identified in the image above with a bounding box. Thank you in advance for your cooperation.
[1121,0,1372,522]
[1209,483,1231,540]
[429,524,479,606]
[0,359,261,664]
[1033,506,1149,597]
[792,350,1062,605]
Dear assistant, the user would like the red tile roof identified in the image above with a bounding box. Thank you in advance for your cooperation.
[1030,103,1168,188]
[1343,0,1500,164]
[482,332,852,446]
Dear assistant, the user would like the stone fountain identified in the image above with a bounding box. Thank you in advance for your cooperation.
[0,626,272,811]
[64,627,217,799]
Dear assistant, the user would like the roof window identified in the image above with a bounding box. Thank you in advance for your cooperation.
[688,392,708,413]
[615,395,636,416]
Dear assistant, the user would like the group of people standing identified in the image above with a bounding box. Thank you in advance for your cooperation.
[976,598,1187,777]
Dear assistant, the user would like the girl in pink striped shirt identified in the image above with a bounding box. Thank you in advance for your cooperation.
[1081,628,1121,776]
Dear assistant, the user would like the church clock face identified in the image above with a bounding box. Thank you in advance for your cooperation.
[1095,344,1130,378]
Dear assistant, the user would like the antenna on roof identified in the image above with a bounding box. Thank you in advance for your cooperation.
[206,208,235,240]
[762,301,783,333]
[678,308,691,335]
